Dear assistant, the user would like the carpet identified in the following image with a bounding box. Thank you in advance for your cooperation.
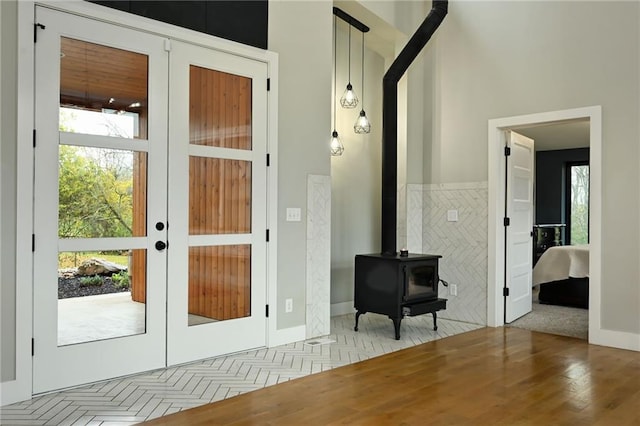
[508,289,588,340]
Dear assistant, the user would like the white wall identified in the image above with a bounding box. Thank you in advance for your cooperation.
[268,1,333,328]
[330,20,385,307]
[427,1,640,334]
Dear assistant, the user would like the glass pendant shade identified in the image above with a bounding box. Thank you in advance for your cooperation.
[340,83,358,109]
[354,109,371,134]
[330,130,344,156]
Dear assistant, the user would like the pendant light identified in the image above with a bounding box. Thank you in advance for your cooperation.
[339,24,358,109]
[354,31,371,134]
[331,15,344,156]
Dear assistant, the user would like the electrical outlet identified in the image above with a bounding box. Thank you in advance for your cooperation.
[449,283,458,296]
[285,298,293,313]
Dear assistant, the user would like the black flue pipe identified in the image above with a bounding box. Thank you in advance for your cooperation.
[381,0,448,256]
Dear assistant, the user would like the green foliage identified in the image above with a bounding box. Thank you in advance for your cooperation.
[569,165,589,245]
[58,145,134,239]
[111,270,130,290]
[79,275,103,287]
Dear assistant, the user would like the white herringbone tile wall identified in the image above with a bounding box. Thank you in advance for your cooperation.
[421,182,488,326]
[306,174,332,338]
[0,316,482,426]
[406,184,423,253]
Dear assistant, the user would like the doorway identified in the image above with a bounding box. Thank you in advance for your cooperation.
[32,6,269,393]
[487,106,602,344]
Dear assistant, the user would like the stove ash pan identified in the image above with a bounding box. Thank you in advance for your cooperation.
[354,253,447,339]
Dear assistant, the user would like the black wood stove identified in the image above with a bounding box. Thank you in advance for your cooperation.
[348,0,449,340]
[354,253,446,339]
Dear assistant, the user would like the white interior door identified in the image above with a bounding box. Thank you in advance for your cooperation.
[166,41,268,365]
[33,7,168,393]
[505,130,535,323]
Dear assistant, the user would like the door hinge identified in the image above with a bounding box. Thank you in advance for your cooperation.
[267,78,271,91]
[32,338,35,356]
[265,304,269,317]
[504,146,511,156]
[32,234,35,252]
[266,153,270,167]
[503,287,510,297]
[34,23,45,43]
[33,129,36,147]
[503,217,510,227]
[266,229,270,242]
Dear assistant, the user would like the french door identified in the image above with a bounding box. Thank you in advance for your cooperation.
[33,6,267,393]
[166,41,267,365]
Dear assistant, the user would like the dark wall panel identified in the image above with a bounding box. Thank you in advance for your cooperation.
[130,1,207,34]
[89,1,268,49]
[535,148,589,225]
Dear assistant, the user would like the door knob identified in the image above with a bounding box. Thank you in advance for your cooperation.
[155,241,167,251]
[155,222,165,231]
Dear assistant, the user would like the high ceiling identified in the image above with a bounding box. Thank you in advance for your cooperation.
[515,120,590,151]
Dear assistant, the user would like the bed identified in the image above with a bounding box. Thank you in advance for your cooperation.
[532,245,589,309]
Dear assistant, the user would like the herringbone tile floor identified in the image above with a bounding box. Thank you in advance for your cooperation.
[0,314,482,425]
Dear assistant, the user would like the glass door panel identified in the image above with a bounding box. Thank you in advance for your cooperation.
[60,37,148,139]
[57,41,149,345]
[188,157,252,235]
[189,66,252,150]
[188,245,251,326]
[57,250,146,346]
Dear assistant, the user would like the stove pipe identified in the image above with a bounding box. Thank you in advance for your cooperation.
[381,0,448,256]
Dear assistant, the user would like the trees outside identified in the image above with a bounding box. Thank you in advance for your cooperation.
[58,145,134,239]
[569,165,589,245]
[57,108,137,268]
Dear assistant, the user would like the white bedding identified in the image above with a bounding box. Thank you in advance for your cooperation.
[532,245,589,286]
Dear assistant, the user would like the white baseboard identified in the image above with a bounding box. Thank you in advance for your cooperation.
[1,379,30,406]
[589,328,640,352]
[268,325,306,347]
[331,301,355,317]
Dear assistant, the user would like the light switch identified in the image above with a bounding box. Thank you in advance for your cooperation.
[286,208,302,222]
[447,209,459,222]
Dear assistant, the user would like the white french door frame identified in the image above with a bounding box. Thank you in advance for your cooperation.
[487,106,613,346]
[8,0,280,404]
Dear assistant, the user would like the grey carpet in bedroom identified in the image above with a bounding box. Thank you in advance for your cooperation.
[508,291,588,340]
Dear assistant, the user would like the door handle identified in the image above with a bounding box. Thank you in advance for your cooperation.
[155,221,165,231]
[155,241,167,251]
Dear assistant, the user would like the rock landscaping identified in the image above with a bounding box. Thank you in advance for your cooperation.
[58,258,130,299]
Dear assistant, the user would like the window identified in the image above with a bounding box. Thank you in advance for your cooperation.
[566,163,589,244]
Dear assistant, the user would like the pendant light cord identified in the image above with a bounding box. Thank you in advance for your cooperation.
[333,15,337,129]
[347,24,352,84]
[360,31,365,106]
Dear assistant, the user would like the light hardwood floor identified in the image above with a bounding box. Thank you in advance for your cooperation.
[142,327,640,425]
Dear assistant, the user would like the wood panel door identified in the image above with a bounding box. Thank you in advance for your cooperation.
[166,41,268,365]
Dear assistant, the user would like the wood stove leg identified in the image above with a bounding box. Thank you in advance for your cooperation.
[391,317,402,340]
[354,311,366,332]
[432,312,438,331]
